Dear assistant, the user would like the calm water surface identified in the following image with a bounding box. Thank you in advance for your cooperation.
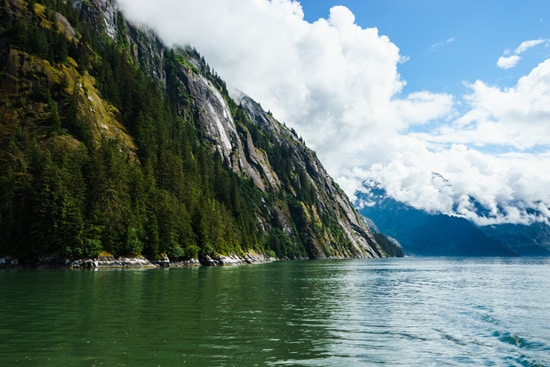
[1,257,549,366]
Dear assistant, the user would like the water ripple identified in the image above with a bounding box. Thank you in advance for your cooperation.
[1,258,550,366]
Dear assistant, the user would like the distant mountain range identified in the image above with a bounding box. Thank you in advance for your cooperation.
[357,181,550,257]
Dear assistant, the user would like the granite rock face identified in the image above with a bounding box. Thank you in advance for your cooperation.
[79,0,384,259]
[0,0,385,261]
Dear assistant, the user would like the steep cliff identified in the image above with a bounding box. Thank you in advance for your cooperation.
[0,0,385,262]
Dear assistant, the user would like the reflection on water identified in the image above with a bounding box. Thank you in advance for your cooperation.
[1,258,550,366]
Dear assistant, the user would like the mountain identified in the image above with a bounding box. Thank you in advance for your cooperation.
[479,223,550,256]
[356,181,517,256]
[0,0,388,264]
[358,180,550,256]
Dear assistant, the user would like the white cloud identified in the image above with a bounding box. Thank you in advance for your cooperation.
[117,0,550,226]
[366,59,550,225]
[497,55,520,69]
[430,37,455,51]
[515,39,545,54]
[497,39,547,69]
[423,59,550,148]
[361,141,550,225]
[394,91,454,127]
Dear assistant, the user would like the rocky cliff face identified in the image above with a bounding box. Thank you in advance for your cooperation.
[79,0,384,258]
[237,95,382,258]
[0,0,385,260]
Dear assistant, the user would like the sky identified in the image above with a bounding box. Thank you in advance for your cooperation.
[117,0,550,226]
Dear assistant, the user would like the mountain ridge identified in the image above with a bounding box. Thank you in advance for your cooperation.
[0,0,388,264]
[358,180,550,256]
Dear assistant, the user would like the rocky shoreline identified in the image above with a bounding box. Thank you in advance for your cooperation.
[0,252,277,269]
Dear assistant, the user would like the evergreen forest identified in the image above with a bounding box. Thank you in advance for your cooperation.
[0,0,396,264]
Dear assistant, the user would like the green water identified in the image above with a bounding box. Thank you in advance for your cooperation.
[1,258,550,366]
[1,261,336,366]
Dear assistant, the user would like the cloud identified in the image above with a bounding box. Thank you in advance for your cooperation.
[497,39,547,69]
[497,55,520,69]
[422,59,550,148]
[117,0,550,226]
[367,59,550,225]
[117,0,415,169]
[515,39,545,54]
[430,37,455,51]
[362,142,550,225]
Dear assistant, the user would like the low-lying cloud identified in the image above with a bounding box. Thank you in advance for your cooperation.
[117,0,550,226]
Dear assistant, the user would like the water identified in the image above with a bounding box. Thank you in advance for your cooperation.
[1,258,549,366]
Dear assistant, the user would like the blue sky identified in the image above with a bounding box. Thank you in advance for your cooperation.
[119,0,550,225]
[299,0,550,96]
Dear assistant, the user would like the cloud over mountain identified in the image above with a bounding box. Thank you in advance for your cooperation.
[117,0,550,226]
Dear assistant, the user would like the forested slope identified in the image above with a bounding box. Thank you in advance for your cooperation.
[0,0,387,264]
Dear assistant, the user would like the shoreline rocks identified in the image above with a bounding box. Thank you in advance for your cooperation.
[0,252,277,270]
[70,255,157,269]
[198,252,276,266]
